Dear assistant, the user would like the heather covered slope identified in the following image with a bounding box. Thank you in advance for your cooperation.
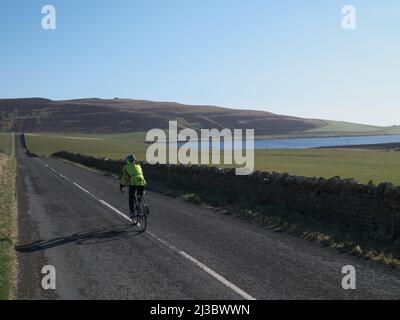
[0,98,325,135]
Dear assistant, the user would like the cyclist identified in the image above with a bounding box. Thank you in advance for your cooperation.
[120,154,147,217]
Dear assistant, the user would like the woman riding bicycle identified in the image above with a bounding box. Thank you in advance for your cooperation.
[120,154,147,217]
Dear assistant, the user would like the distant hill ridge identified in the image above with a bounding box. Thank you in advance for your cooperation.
[0,98,327,135]
[0,98,392,136]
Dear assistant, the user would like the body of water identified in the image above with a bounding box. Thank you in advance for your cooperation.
[178,135,400,150]
[253,134,400,149]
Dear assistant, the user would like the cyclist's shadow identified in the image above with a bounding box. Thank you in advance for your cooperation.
[16,224,141,253]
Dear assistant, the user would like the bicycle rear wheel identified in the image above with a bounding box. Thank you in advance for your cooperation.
[136,199,147,232]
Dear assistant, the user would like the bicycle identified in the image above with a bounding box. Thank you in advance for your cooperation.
[120,185,150,232]
[131,193,149,232]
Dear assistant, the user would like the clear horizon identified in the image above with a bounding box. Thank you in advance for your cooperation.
[1,1,399,126]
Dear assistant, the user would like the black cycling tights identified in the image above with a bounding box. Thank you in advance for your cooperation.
[129,186,144,212]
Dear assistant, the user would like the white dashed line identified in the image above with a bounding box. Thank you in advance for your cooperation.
[38,159,257,300]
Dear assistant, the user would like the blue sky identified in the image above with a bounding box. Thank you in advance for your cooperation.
[0,0,399,125]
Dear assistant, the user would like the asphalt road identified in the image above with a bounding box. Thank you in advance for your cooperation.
[14,135,400,300]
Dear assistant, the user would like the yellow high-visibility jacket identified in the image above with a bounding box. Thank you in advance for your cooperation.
[121,163,146,187]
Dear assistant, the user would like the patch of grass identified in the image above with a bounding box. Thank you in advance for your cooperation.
[25,132,148,161]
[26,132,400,185]
[0,133,12,154]
[253,148,400,185]
[307,121,400,137]
[308,120,383,133]
[0,154,16,300]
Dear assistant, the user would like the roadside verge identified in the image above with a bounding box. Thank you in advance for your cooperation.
[0,153,17,300]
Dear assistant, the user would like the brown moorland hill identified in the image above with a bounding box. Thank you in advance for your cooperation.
[0,98,326,134]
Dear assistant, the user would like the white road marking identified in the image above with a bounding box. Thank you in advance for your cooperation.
[73,182,92,195]
[99,200,131,223]
[146,231,256,300]
[38,159,256,300]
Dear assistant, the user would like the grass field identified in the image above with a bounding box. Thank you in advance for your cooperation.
[0,133,11,154]
[308,120,383,133]
[307,121,400,136]
[25,132,400,186]
[0,154,16,300]
[25,132,148,160]
[254,148,400,185]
